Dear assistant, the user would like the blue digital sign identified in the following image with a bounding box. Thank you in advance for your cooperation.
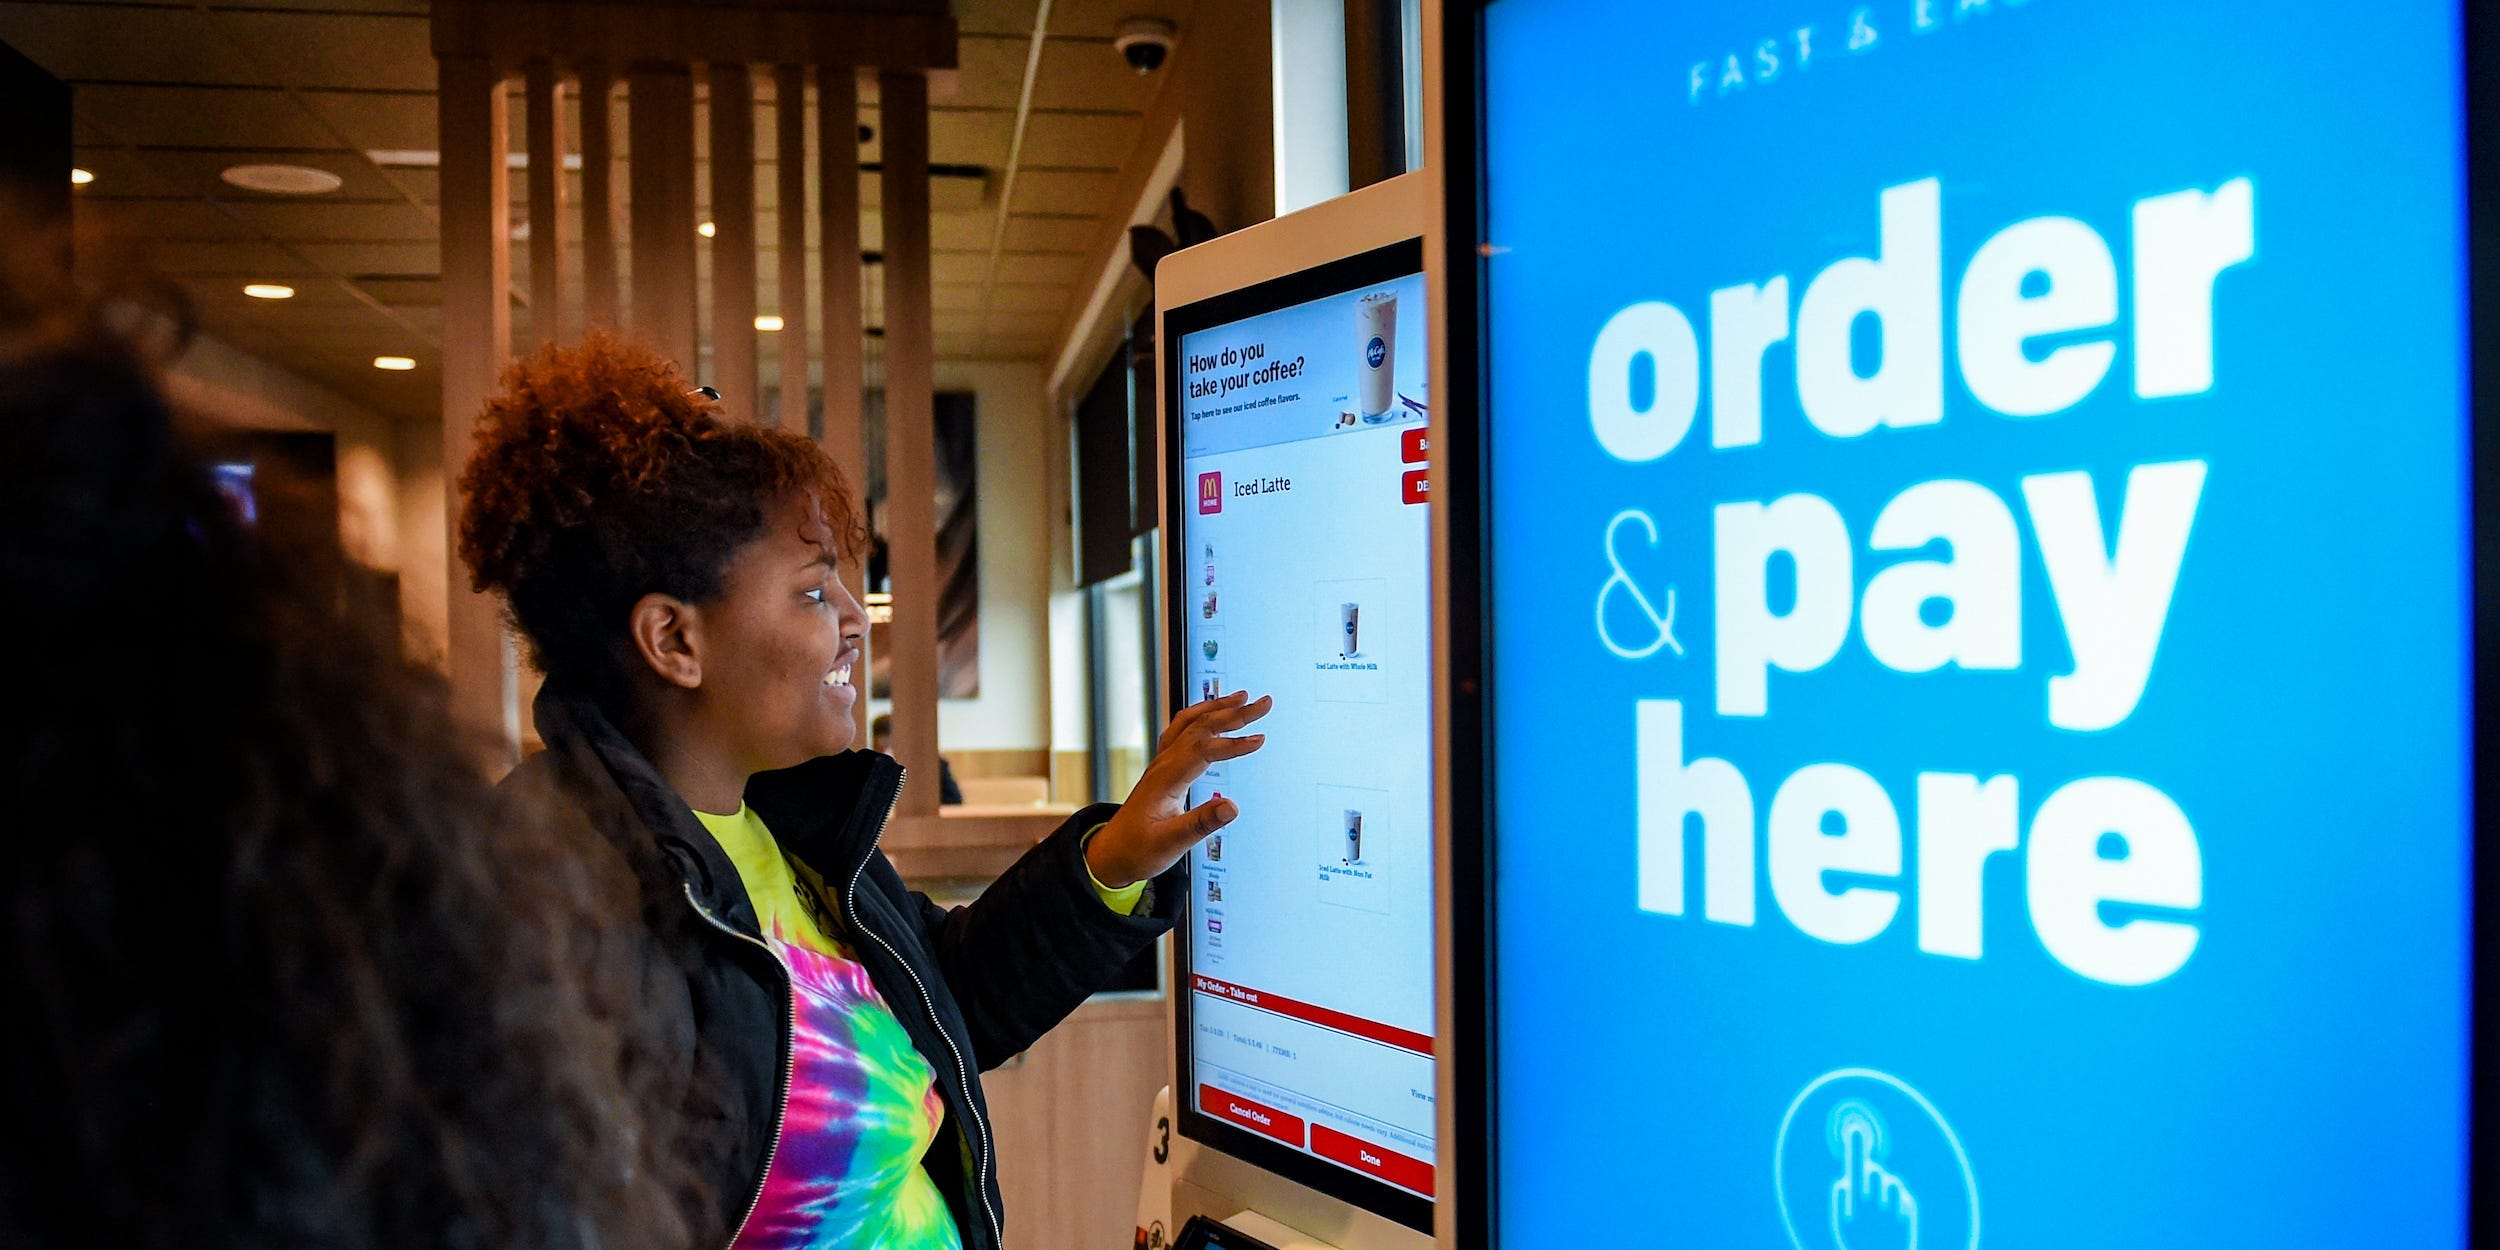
[1478,1,2471,1246]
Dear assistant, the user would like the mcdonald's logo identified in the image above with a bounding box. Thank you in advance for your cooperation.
[1198,471,1223,515]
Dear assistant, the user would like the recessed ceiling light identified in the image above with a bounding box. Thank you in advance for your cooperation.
[697,220,717,238]
[755,314,785,332]
[243,283,295,300]
[221,164,343,195]
[365,150,582,171]
[373,356,417,371]
[68,167,93,186]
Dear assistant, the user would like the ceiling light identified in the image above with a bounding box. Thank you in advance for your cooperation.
[697,221,717,238]
[221,164,343,195]
[68,167,93,186]
[373,356,417,371]
[755,314,785,332]
[365,150,582,171]
[242,283,295,300]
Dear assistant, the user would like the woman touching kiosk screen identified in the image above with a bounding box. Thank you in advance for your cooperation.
[457,335,1270,1250]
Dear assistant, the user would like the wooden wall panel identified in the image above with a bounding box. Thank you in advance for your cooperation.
[818,67,871,742]
[706,61,759,411]
[524,59,567,347]
[982,996,1167,1250]
[878,70,939,817]
[627,61,698,369]
[436,55,516,765]
[774,63,810,432]
[579,61,619,330]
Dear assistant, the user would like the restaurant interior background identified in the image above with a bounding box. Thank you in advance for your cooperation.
[0,3,1424,1247]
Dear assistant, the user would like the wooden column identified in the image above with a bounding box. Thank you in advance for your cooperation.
[1343,0,1407,191]
[579,61,619,330]
[774,64,809,433]
[437,54,517,765]
[627,61,699,369]
[818,67,871,742]
[879,70,939,815]
[817,68,865,463]
[707,61,759,411]
[524,59,568,344]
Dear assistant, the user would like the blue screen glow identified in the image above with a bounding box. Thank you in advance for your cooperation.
[1480,1,2470,1245]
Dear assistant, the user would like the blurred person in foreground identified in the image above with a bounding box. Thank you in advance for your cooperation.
[459,334,1268,1249]
[0,267,712,1249]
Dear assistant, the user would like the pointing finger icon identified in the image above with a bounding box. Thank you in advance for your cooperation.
[1596,509,1683,661]
[1829,1103,1916,1250]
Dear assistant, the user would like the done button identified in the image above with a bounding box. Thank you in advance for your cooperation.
[1199,1084,1306,1147]
[1310,1124,1435,1196]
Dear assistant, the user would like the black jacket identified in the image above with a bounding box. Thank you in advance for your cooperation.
[505,685,1183,1250]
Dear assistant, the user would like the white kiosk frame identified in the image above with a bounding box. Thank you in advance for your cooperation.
[1152,171,1439,1250]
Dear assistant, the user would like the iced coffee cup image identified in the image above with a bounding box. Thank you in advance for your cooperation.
[1357,291,1397,422]
[1343,809,1364,864]
[1339,601,1361,658]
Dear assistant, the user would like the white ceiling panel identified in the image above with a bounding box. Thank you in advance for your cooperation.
[982,282,1070,313]
[76,84,339,149]
[1033,38,1160,114]
[226,200,436,241]
[298,91,437,154]
[1018,109,1142,169]
[76,196,261,241]
[991,251,1088,285]
[292,241,437,274]
[89,150,401,202]
[0,5,267,86]
[1001,212,1094,254]
[141,239,314,276]
[1010,167,1121,213]
[950,0,1039,37]
[1047,0,1193,41]
[949,35,1031,110]
[210,12,435,93]
[9,0,1204,405]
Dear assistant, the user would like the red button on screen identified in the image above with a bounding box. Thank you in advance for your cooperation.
[1401,469,1429,505]
[1199,1084,1307,1147]
[1310,1124,1435,1196]
[1401,428,1430,464]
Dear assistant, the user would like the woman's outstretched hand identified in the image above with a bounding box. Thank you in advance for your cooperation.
[1086,690,1274,889]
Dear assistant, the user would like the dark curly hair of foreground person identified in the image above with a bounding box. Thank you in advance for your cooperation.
[457,331,864,714]
[0,270,712,1248]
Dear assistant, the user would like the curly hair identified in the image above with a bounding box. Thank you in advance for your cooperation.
[0,286,709,1248]
[457,333,865,712]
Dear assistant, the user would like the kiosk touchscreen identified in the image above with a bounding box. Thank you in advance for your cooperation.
[1158,173,1436,1245]
[1457,0,2483,1247]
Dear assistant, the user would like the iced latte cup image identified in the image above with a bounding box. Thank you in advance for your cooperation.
[1357,291,1396,421]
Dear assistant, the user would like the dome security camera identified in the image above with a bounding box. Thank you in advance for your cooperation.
[1114,17,1176,74]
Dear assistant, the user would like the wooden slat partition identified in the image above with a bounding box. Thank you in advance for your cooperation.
[579,61,618,330]
[817,67,871,741]
[430,3,955,777]
[774,64,809,433]
[878,70,939,817]
[524,59,568,345]
[431,3,956,71]
[816,67,865,472]
[707,61,759,412]
[436,54,517,764]
[627,61,699,368]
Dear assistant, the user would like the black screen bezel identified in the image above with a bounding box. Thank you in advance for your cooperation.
[1442,3,2497,1248]
[1161,236,1436,1236]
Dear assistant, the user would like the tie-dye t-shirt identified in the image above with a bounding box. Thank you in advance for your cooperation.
[692,805,962,1250]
